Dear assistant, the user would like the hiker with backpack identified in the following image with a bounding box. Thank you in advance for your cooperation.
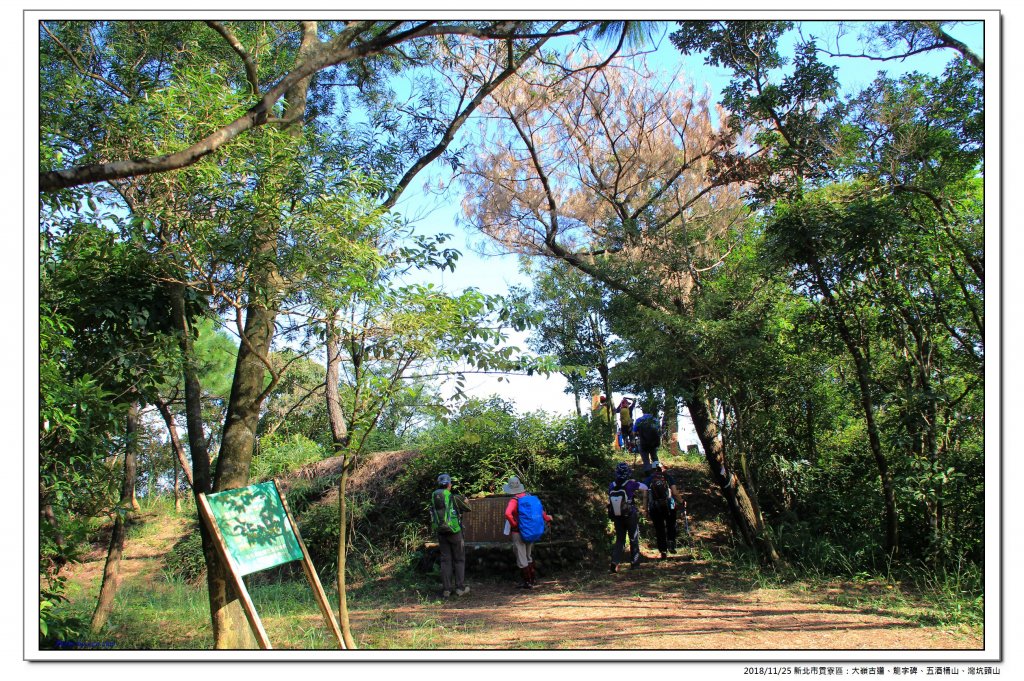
[502,475,552,589]
[632,407,662,472]
[607,462,648,572]
[430,473,472,598]
[642,461,685,559]
[617,397,636,452]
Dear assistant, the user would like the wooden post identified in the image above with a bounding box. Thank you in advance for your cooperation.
[274,479,346,649]
[196,493,273,650]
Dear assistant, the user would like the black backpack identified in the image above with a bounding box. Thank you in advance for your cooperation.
[649,471,672,512]
[637,416,660,449]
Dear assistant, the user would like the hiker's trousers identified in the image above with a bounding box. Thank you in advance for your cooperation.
[638,445,659,471]
[649,506,678,553]
[510,531,534,568]
[611,510,640,566]
[438,530,466,591]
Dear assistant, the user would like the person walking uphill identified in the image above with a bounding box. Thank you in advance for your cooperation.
[503,476,552,589]
[608,462,648,572]
[430,473,472,598]
[632,407,662,472]
[643,461,685,559]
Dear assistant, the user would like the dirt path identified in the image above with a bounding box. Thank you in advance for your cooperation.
[364,549,981,651]
[70,509,192,593]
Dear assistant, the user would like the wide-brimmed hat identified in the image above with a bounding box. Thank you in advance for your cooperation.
[502,476,526,495]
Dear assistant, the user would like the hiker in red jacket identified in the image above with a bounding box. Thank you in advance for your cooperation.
[503,475,552,589]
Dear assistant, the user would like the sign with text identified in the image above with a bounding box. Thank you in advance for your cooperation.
[204,482,304,576]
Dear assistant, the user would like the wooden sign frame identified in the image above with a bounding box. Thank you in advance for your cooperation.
[196,479,345,650]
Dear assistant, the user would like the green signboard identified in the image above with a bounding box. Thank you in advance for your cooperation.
[205,481,304,576]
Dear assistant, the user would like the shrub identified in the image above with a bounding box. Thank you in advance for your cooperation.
[291,397,616,577]
[399,397,614,548]
[251,434,326,482]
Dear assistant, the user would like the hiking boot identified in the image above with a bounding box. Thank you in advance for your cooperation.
[660,551,668,560]
[455,586,470,596]
[517,581,534,589]
[609,563,618,574]
[629,561,640,570]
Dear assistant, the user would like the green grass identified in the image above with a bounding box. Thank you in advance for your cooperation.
[712,542,984,632]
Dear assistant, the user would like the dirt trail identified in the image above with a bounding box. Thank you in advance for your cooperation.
[373,551,980,650]
[71,510,192,590]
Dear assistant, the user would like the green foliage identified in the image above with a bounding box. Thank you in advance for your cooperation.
[406,397,611,497]
[292,398,615,578]
[164,526,207,585]
[294,501,343,578]
[251,434,327,482]
[39,577,88,646]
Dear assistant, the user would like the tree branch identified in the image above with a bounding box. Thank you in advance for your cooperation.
[206,20,260,95]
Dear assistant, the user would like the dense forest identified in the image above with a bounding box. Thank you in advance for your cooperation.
[37,19,985,653]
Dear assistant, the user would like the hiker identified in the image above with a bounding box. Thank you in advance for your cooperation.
[643,461,685,559]
[607,462,648,572]
[503,475,552,589]
[430,473,472,598]
[618,397,635,451]
[632,406,662,472]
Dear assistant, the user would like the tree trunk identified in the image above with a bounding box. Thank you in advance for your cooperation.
[174,453,181,512]
[683,381,783,567]
[130,453,141,511]
[597,362,614,436]
[155,398,194,489]
[90,401,140,632]
[169,281,237,647]
[40,481,64,568]
[664,390,679,455]
[204,21,320,650]
[811,261,899,557]
[326,314,356,649]
[336,457,357,649]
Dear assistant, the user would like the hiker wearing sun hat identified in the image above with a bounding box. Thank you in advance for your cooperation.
[607,462,648,572]
[503,475,552,589]
[430,473,472,598]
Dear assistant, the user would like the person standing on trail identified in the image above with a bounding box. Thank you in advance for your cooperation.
[642,461,685,559]
[617,397,635,451]
[430,473,472,598]
[632,406,662,472]
[607,462,648,572]
[503,476,552,589]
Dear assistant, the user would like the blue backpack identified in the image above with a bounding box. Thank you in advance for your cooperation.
[516,494,546,543]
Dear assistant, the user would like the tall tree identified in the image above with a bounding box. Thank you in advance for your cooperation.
[673,20,983,560]
[460,55,784,562]
[514,262,622,427]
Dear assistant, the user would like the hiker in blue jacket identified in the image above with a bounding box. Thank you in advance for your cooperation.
[632,407,661,472]
[607,462,648,572]
[503,475,552,589]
